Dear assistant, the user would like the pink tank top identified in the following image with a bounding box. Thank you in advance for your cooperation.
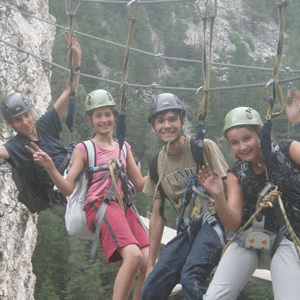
[75,140,130,207]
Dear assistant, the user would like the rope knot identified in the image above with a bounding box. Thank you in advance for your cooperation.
[260,186,281,209]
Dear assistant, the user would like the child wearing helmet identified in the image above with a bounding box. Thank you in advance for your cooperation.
[26,89,149,300]
[142,93,229,300]
[199,106,300,299]
[0,32,81,213]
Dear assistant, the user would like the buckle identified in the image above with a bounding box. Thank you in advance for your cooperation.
[104,191,115,204]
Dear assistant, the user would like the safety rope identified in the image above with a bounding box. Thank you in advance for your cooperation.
[119,0,140,114]
[277,194,300,259]
[108,157,125,214]
[117,0,140,157]
[265,0,290,120]
[196,0,217,121]
[221,186,281,258]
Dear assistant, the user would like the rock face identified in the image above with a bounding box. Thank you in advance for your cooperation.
[0,0,55,299]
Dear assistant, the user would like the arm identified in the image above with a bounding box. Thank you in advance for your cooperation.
[289,140,300,165]
[198,164,243,231]
[25,142,84,196]
[126,149,146,193]
[0,145,10,159]
[54,32,82,118]
[146,198,165,278]
[286,87,300,131]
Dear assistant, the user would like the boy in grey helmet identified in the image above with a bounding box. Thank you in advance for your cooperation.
[0,32,82,213]
[141,93,229,300]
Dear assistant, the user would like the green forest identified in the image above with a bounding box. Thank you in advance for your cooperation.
[32,0,300,299]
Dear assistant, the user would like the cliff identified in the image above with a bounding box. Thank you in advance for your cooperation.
[0,0,55,299]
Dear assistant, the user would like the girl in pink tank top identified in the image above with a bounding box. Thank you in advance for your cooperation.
[26,89,149,300]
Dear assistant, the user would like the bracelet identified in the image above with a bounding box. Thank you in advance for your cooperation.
[294,123,300,130]
[74,66,81,71]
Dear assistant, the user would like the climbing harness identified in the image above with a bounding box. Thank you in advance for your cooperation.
[221,185,281,258]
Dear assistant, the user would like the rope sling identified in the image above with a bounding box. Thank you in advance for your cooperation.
[65,0,81,144]
[108,0,140,214]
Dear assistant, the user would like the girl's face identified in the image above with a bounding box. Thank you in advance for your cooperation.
[90,106,115,136]
[226,126,261,163]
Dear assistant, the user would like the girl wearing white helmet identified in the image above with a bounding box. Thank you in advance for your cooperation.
[26,89,149,300]
[199,106,300,299]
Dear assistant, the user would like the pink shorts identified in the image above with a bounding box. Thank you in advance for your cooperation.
[85,200,149,262]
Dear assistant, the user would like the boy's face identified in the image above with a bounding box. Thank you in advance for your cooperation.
[151,110,185,144]
[7,110,35,137]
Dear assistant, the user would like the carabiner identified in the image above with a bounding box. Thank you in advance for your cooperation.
[126,0,140,21]
[266,79,274,100]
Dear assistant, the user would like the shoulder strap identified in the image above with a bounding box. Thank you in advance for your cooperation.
[122,142,128,159]
[149,153,167,200]
[82,140,96,169]
[190,137,204,169]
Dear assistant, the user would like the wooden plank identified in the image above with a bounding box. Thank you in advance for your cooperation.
[140,216,272,287]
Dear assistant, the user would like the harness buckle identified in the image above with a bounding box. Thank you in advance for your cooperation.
[204,211,217,226]
[104,190,115,204]
[116,157,123,169]
[179,218,189,233]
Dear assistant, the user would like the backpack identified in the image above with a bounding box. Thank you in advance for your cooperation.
[11,121,68,213]
[65,140,128,240]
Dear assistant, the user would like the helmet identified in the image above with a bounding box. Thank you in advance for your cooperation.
[85,89,116,112]
[147,93,186,123]
[223,107,263,133]
[1,93,32,120]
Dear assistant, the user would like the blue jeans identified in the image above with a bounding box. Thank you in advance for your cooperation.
[141,217,224,300]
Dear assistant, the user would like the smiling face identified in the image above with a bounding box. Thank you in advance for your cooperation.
[151,110,185,145]
[89,106,115,136]
[7,110,35,137]
[226,126,262,163]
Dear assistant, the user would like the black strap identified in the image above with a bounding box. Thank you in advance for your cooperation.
[149,152,167,201]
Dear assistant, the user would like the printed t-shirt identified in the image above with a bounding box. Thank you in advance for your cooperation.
[143,136,228,219]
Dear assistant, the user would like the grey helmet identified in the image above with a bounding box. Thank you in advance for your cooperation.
[147,93,186,123]
[1,93,32,120]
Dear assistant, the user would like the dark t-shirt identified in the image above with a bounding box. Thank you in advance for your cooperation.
[4,107,67,185]
[229,139,300,239]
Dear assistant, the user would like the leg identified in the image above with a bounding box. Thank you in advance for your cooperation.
[133,246,149,300]
[113,244,143,300]
[141,229,192,300]
[180,219,223,300]
[271,237,300,300]
[203,241,258,300]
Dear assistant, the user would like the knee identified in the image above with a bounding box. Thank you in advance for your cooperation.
[124,248,143,269]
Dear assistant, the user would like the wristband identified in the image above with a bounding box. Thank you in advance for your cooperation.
[74,66,81,71]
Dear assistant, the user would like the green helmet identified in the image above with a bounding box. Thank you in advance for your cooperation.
[223,107,263,133]
[1,93,32,120]
[85,89,116,112]
[148,93,186,123]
